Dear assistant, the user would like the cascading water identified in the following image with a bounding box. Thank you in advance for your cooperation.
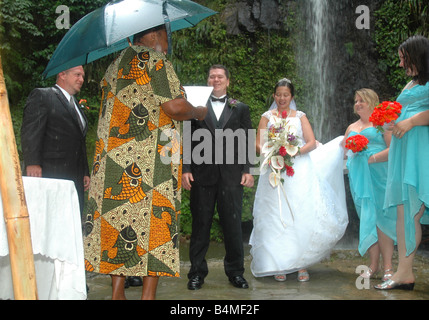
[296,0,340,143]
[296,0,360,249]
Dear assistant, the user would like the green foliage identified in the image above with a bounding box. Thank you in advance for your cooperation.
[0,0,109,105]
[172,12,297,128]
[374,0,429,95]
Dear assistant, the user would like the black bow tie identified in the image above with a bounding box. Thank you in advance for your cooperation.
[211,96,227,103]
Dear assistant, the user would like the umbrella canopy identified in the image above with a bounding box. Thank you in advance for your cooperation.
[42,0,216,79]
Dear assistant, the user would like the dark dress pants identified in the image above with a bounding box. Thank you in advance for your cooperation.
[188,182,244,279]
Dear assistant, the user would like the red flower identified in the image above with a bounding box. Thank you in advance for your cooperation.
[285,165,295,177]
[369,101,402,132]
[79,99,90,110]
[279,146,287,157]
[281,110,288,119]
[345,134,369,153]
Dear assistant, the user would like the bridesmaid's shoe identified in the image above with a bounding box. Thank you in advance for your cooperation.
[382,269,394,282]
[374,279,414,291]
[361,267,379,279]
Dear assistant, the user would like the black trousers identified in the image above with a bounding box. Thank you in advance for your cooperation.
[188,183,244,279]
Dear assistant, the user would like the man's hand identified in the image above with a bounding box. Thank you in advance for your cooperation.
[240,173,254,188]
[182,172,194,191]
[194,106,208,121]
[26,165,42,177]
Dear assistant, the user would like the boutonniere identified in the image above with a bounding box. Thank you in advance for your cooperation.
[79,99,90,110]
[228,98,239,108]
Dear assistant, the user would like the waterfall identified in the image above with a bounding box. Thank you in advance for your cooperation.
[297,0,340,143]
[296,0,361,249]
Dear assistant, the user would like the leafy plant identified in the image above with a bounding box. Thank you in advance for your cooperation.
[374,0,429,94]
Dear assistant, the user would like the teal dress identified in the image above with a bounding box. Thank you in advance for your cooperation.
[384,82,429,256]
[347,128,396,256]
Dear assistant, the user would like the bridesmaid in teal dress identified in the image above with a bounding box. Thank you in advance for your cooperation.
[344,89,395,281]
[375,35,429,291]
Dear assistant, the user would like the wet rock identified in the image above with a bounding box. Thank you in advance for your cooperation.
[222,0,286,35]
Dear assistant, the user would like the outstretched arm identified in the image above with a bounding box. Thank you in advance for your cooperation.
[161,97,207,121]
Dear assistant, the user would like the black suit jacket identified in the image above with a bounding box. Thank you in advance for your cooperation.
[183,98,253,186]
[21,86,89,207]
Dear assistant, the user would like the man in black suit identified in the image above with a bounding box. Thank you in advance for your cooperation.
[182,64,254,290]
[21,65,90,217]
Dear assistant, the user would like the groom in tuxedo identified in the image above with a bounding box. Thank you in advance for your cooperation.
[21,65,90,217]
[182,64,254,290]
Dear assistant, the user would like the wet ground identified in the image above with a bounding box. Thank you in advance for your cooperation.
[86,238,429,301]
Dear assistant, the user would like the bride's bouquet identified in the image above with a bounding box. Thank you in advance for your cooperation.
[260,112,301,188]
[369,101,402,133]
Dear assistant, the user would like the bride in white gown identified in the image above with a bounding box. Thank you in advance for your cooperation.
[249,79,348,281]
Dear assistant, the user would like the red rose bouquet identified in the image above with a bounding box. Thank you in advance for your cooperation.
[345,134,369,153]
[369,101,402,133]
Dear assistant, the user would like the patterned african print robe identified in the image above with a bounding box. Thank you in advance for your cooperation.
[83,46,184,277]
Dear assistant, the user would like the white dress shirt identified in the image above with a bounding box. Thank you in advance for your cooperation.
[55,84,85,129]
[211,95,227,121]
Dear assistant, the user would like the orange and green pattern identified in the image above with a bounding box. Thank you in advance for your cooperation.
[83,46,184,278]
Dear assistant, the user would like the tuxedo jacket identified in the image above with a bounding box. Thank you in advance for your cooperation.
[183,98,253,186]
[21,86,89,194]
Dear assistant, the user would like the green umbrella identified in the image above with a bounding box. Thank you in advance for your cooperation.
[42,0,216,79]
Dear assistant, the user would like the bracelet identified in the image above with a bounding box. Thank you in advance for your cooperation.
[372,155,376,163]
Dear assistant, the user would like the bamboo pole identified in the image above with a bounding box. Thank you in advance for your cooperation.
[0,55,38,299]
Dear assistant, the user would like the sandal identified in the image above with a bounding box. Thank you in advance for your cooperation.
[274,274,287,282]
[297,270,309,282]
[382,269,394,282]
[360,266,379,279]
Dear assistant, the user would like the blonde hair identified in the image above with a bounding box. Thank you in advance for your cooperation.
[354,88,379,113]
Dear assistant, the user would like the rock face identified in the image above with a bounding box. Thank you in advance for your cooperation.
[296,0,396,141]
[222,0,396,142]
[222,0,288,34]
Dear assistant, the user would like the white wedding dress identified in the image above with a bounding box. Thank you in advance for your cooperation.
[249,110,348,277]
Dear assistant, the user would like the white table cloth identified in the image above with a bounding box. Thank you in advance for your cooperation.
[0,177,86,300]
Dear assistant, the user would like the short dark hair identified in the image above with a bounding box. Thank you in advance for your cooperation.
[133,24,166,45]
[399,35,429,85]
[208,64,230,79]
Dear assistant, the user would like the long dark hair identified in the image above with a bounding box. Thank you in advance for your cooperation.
[399,35,429,85]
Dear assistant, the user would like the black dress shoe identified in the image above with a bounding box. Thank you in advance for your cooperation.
[127,276,143,287]
[229,275,249,289]
[187,275,204,290]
